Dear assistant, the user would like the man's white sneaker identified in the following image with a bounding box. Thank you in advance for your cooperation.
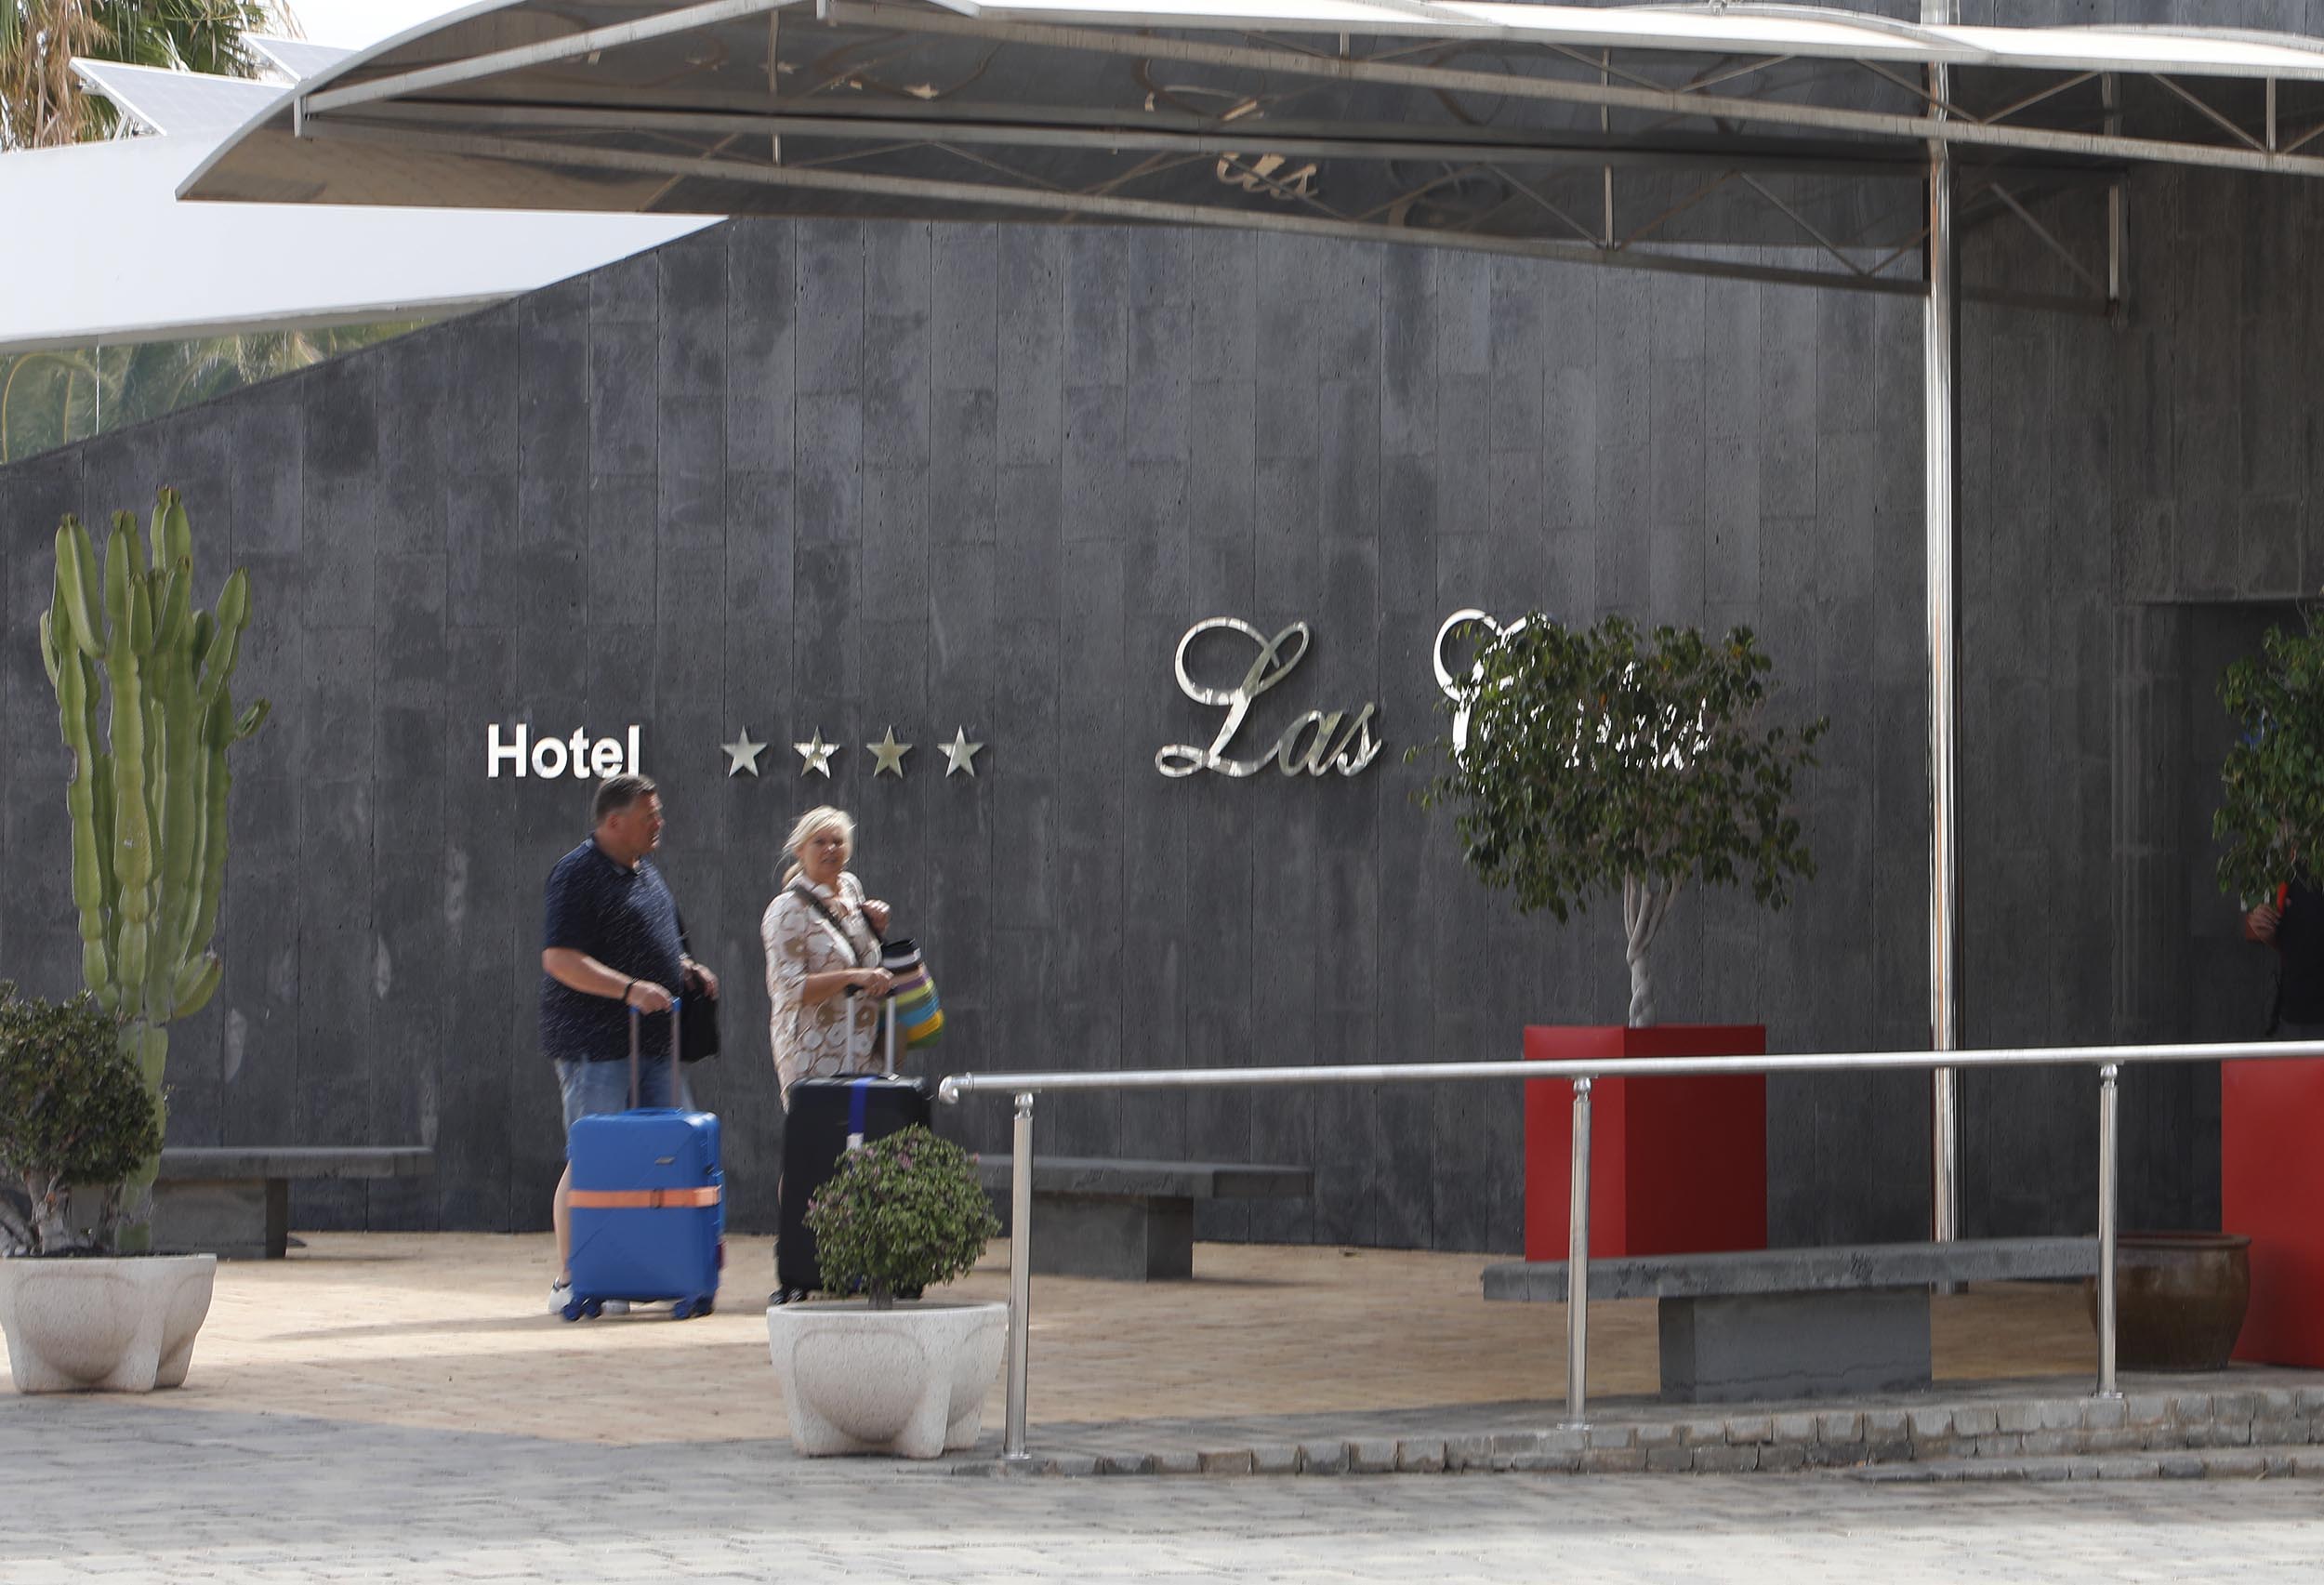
[548,1280,629,1317]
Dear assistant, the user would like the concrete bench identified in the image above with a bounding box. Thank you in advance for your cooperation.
[1483,1236,2099,1404]
[155,1147,435,1260]
[978,1156,1313,1281]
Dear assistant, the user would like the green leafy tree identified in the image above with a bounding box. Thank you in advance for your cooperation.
[38,488,266,1245]
[805,1127,999,1309]
[0,982,163,1255]
[2214,618,2324,907]
[1411,614,1826,1026]
[1,0,271,149]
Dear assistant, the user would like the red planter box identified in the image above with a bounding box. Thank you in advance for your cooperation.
[2225,1056,2324,1365]
[1524,1024,1768,1261]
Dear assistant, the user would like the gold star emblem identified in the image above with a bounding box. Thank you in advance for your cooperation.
[867,726,912,777]
[721,730,766,777]
[940,727,984,778]
[793,730,838,777]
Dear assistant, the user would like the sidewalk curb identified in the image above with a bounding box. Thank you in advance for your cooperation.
[947,1383,2324,1481]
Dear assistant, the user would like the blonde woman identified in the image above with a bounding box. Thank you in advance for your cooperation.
[760,806,894,1099]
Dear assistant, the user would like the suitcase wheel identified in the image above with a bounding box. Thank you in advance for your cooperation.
[561,1297,588,1323]
[672,1299,695,1321]
[696,1295,715,1318]
[583,1298,605,1320]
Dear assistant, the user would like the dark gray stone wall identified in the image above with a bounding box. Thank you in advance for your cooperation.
[1951,153,2324,1236]
[0,220,1932,1250]
[6,89,2320,1252]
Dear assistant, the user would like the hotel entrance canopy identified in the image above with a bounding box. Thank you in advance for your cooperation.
[180,1,2324,307]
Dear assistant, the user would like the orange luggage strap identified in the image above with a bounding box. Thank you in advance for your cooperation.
[568,1185,721,1209]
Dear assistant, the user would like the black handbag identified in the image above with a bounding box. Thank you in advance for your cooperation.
[676,912,720,1063]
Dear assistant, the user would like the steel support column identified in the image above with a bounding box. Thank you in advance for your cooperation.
[1923,0,1963,1249]
[1564,1077,1592,1428]
[1004,1091,1035,1461]
[2095,1063,2121,1398]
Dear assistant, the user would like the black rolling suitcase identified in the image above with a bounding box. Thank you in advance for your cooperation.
[776,1073,931,1296]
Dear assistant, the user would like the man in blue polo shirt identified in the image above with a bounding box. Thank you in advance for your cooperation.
[540,773,720,1314]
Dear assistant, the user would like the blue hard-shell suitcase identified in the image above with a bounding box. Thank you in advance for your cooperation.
[562,1002,724,1321]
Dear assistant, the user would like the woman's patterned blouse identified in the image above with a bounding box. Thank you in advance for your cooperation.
[761,871,882,1098]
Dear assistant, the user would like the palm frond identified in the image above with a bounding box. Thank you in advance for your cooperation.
[3,0,269,149]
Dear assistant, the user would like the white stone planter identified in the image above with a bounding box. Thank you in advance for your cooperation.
[0,1253,217,1393]
[766,1300,1008,1458]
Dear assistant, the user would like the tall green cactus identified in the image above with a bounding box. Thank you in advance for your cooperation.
[38,488,267,1235]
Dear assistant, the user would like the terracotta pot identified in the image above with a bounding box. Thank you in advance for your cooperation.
[2083,1232,2251,1373]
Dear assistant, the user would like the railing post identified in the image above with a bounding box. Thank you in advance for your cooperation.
[1004,1090,1036,1460]
[2094,1062,2120,1399]
[1565,1076,1592,1428]
[1923,0,1965,1261]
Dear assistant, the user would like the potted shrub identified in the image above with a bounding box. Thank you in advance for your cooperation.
[1412,613,1823,1259]
[765,1126,1004,1458]
[0,983,216,1393]
[2206,620,2324,1366]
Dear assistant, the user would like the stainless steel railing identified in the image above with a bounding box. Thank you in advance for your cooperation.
[939,1037,2324,1461]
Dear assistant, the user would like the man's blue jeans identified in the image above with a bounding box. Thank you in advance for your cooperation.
[556,1057,692,1157]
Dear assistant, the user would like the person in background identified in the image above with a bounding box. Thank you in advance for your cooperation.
[2245,874,2324,1040]
[539,774,719,1314]
[760,805,891,1097]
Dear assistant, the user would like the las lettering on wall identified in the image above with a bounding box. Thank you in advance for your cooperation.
[487,723,642,778]
[1157,617,1383,779]
[1155,610,1513,780]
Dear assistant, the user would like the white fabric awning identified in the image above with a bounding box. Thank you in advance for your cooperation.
[0,33,709,354]
[928,1,2324,80]
[0,130,708,353]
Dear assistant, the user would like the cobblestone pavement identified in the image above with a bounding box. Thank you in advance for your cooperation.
[8,1235,2324,1579]
[2,1233,2098,1446]
[7,1399,2324,1583]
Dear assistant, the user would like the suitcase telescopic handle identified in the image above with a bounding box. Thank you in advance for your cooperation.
[627,997,682,1110]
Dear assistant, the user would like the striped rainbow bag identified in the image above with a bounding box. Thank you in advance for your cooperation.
[879,937,944,1048]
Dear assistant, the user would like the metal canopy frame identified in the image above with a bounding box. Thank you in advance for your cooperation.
[178,2,2324,1247]
[181,0,2324,310]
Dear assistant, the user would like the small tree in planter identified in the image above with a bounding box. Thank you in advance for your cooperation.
[805,1126,1000,1308]
[770,1127,1007,1458]
[2212,618,2324,1369]
[0,983,161,1256]
[0,983,215,1395]
[2214,618,2324,909]
[1411,614,1825,1026]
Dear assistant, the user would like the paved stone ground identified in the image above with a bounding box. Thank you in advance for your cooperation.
[2,1232,2102,1446]
[7,1400,2324,1582]
[11,1234,2324,1578]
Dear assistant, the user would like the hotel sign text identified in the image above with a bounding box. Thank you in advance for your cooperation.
[1155,618,1382,779]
